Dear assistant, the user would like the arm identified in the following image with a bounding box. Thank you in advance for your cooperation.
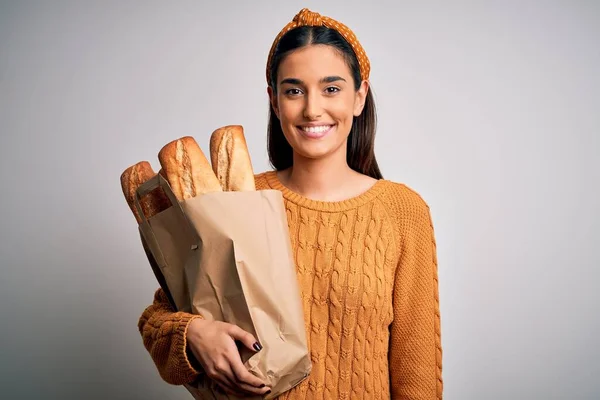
[138,288,271,395]
[389,203,443,399]
[137,288,204,385]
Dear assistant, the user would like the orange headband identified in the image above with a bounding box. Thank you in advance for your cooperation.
[266,8,370,85]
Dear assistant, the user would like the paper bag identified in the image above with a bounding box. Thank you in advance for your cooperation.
[134,174,311,399]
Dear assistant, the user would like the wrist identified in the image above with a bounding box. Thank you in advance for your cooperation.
[185,316,205,372]
[185,344,203,372]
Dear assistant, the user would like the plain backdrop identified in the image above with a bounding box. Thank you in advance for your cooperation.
[1,1,598,399]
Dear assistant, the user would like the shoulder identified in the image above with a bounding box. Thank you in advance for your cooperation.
[254,170,273,190]
[376,179,435,242]
[379,179,431,217]
[376,180,436,254]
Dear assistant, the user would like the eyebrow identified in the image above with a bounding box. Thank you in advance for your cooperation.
[280,76,346,85]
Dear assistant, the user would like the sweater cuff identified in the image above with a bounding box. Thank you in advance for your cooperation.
[176,314,205,379]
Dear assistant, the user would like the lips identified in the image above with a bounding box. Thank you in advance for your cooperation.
[297,124,335,139]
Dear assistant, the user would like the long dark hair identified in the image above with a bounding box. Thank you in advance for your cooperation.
[267,26,383,180]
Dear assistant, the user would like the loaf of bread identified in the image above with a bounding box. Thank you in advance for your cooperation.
[120,161,170,223]
[209,125,256,191]
[158,136,222,201]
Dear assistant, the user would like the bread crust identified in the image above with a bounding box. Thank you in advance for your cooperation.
[209,125,256,191]
[158,136,222,201]
[120,161,170,223]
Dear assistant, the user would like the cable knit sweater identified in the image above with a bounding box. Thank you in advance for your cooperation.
[138,170,443,399]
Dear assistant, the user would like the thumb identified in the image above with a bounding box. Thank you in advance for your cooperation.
[228,325,262,352]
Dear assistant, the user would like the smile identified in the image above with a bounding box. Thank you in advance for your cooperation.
[297,124,335,139]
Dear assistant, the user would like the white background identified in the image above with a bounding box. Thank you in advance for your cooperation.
[1,1,598,399]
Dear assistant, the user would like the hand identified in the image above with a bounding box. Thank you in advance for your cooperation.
[186,318,271,397]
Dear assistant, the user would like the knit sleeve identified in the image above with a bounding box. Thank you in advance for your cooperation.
[389,199,443,399]
[137,288,204,385]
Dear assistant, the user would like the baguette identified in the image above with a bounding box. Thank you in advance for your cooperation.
[120,161,170,223]
[158,136,222,201]
[209,125,256,191]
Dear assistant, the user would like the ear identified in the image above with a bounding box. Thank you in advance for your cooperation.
[267,86,280,119]
[353,80,369,117]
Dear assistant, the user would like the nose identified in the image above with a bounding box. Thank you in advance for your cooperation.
[303,91,323,120]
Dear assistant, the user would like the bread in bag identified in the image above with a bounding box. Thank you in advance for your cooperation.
[158,136,222,201]
[120,161,170,223]
[209,125,256,191]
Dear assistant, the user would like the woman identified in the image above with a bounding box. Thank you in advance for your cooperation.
[138,8,443,399]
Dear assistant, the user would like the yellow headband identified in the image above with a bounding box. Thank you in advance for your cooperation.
[266,8,370,85]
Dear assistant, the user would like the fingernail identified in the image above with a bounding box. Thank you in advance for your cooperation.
[266,390,272,395]
[259,384,266,388]
[253,342,263,351]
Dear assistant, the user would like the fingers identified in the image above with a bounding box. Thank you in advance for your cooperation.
[212,359,270,397]
[225,326,270,392]
[215,380,248,397]
[190,321,271,396]
[228,324,262,353]
[229,355,270,392]
[208,363,248,397]
[215,382,255,398]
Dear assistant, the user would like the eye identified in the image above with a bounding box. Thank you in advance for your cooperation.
[284,88,303,96]
[325,86,340,94]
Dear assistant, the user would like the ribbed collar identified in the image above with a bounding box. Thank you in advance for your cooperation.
[263,170,388,212]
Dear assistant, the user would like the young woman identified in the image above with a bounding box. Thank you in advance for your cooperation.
[138,8,443,399]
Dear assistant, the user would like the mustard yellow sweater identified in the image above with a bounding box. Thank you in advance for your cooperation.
[138,171,443,399]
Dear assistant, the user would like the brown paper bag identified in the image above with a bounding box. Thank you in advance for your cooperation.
[134,173,311,399]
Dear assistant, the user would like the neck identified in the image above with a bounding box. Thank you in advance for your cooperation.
[281,148,355,200]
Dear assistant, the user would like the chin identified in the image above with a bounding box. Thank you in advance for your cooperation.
[296,148,330,160]
[292,140,345,161]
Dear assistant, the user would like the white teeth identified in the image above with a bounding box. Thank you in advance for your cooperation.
[301,125,332,133]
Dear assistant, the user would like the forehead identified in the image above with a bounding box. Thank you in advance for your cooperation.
[277,44,352,80]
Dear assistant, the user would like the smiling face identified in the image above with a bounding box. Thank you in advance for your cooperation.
[268,44,369,163]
